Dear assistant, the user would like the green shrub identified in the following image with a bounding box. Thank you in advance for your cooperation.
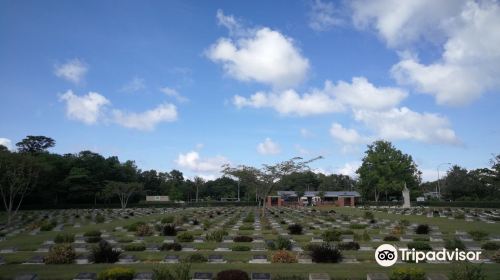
[231,245,251,251]
[216,269,249,280]
[338,241,360,250]
[125,222,145,232]
[384,235,400,241]
[98,267,135,280]
[177,232,194,243]
[491,250,500,263]
[161,216,175,224]
[233,235,253,242]
[117,237,134,243]
[322,230,341,242]
[415,224,430,235]
[91,240,121,263]
[390,267,425,280]
[44,244,76,264]
[445,238,466,250]
[481,242,500,250]
[54,233,75,244]
[162,224,177,236]
[84,230,102,237]
[206,230,228,242]
[288,224,303,235]
[184,253,207,263]
[40,220,57,231]
[160,242,182,251]
[239,225,254,230]
[85,236,102,243]
[407,241,432,251]
[309,243,342,263]
[96,214,105,223]
[266,240,277,250]
[124,243,145,251]
[469,231,489,241]
[450,263,486,280]
[275,236,292,250]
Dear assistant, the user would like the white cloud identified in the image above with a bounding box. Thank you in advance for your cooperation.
[353,107,459,145]
[300,128,314,138]
[257,138,281,155]
[176,150,229,173]
[112,103,177,131]
[294,144,310,156]
[54,59,88,84]
[309,0,343,31]
[391,1,500,106]
[352,0,500,106]
[120,77,146,93]
[336,162,361,178]
[59,90,110,124]
[329,123,365,144]
[351,0,466,47]
[207,12,309,88]
[233,77,406,116]
[0,138,12,150]
[160,86,188,102]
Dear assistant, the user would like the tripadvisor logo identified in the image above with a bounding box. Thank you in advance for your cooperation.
[375,244,481,267]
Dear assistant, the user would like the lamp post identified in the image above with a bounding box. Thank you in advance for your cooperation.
[436,162,451,199]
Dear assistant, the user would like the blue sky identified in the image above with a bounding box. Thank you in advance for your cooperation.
[0,0,499,181]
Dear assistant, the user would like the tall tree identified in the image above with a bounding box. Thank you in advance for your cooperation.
[193,176,205,202]
[104,181,143,209]
[0,151,39,224]
[16,136,55,154]
[356,140,421,202]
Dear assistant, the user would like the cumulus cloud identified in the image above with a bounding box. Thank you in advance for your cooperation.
[352,0,500,105]
[233,77,406,116]
[257,138,281,155]
[336,162,361,177]
[112,103,177,131]
[160,86,188,102]
[176,150,229,173]
[353,107,459,145]
[309,0,343,31]
[0,138,12,150]
[120,77,146,93]
[391,1,500,106]
[54,59,88,84]
[329,123,365,144]
[207,10,309,88]
[59,90,110,124]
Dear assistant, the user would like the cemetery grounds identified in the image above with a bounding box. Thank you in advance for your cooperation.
[0,206,499,279]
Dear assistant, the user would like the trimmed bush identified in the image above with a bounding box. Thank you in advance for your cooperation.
[161,224,177,236]
[98,267,135,280]
[136,224,154,236]
[160,242,182,251]
[239,225,254,230]
[288,224,303,235]
[233,235,253,242]
[469,230,489,241]
[184,253,207,263]
[322,230,341,242]
[54,233,75,244]
[206,229,228,242]
[124,243,145,251]
[309,243,342,263]
[390,267,425,280]
[481,242,500,251]
[445,238,466,250]
[407,242,432,251]
[415,224,430,235]
[40,220,57,231]
[216,269,249,280]
[231,245,251,251]
[177,232,194,243]
[84,230,102,237]
[272,250,297,263]
[44,244,76,264]
[384,235,400,241]
[266,240,277,250]
[95,214,105,223]
[161,216,175,224]
[338,241,360,251]
[125,221,145,232]
[91,240,121,263]
[275,236,292,250]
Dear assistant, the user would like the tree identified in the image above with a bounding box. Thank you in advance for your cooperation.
[16,136,55,154]
[104,181,143,209]
[193,176,205,202]
[0,151,39,224]
[356,140,421,202]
